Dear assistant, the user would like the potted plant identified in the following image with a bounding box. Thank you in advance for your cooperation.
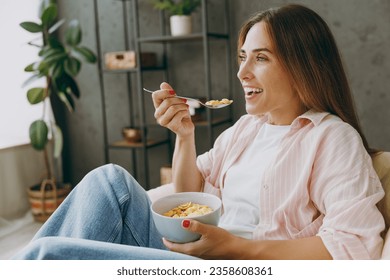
[151,0,201,36]
[20,0,96,222]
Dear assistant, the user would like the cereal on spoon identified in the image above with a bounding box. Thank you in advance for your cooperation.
[205,98,233,107]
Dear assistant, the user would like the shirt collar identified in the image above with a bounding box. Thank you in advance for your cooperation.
[255,110,330,129]
[294,110,330,127]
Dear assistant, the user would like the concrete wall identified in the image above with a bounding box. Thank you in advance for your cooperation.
[58,0,390,188]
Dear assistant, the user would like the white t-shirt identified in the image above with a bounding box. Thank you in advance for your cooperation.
[219,123,290,239]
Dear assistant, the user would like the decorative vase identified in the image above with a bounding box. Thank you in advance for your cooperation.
[170,15,192,36]
[28,179,71,223]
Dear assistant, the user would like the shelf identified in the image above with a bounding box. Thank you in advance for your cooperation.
[109,138,170,149]
[193,117,233,127]
[96,0,231,187]
[103,68,137,74]
[145,116,233,128]
[102,66,166,74]
[137,32,228,43]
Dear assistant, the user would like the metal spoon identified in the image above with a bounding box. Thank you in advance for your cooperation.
[143,88,232,109]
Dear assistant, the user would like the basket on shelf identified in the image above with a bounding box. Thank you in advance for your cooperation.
[28,179,71,223]
[160,165,172,185]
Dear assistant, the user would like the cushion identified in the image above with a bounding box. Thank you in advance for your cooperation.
[382,229,390,259]
[147,183,175,203]
[371,151,390,259]
[372,151,390,230]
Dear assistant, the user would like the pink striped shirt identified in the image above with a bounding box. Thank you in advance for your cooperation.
[197,110,385,259]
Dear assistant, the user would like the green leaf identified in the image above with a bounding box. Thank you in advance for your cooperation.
[37,61,50,76]
[48,18,65,34]
[29,120,49,150]
[41,4,57,27]
[47,37,64,49]
[52,124,63,158]
[20,22,42,33]
[64,57,81,76]
[24,63,36,72]
[151,0,200,15]
[73,46,97,63]
[182,0,201,15]
[55,74,80,98]
[58,91,75,112]
[38,45,50,56]
[65,20,81,46]
[27,87,45,104]
[43,52,68,67]
[39,0,56,18]
[40,49,67,75]
[66,77,80,98]
[51,63,64,79]
[40,47,63,59]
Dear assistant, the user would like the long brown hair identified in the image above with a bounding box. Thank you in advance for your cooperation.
[238,4,375,154]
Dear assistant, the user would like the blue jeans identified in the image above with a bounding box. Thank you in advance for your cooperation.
[12,164,198,260]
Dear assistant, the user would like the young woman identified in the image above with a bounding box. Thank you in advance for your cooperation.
[13,4,385,260]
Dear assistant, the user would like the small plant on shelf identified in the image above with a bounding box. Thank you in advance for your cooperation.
[151,0,201,36]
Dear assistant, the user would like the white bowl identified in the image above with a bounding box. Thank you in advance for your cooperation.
[151,192,222,243]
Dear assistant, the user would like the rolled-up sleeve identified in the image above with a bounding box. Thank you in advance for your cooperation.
[311,123,385,259]
[318,171,384,259]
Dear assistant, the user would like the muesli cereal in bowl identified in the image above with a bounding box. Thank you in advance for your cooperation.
[163,202,213,218]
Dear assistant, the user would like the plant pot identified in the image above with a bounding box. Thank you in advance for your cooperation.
[28,179,71,223]
[170,15,192,36]
[122,127,142,143]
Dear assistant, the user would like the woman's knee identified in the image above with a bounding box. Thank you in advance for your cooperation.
[80,164,137,192]
[83,164,148,202]
[88,164,132,182]
[13,237,62,260]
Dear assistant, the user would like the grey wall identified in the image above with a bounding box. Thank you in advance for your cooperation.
[58,0,390,188]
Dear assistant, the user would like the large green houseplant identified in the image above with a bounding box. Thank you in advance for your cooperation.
[20,0,96,221]
[151,0,201,36]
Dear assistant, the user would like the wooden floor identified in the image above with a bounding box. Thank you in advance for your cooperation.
[0,213,42,260]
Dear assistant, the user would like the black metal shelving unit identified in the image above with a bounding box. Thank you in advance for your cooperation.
[94,0,232,188]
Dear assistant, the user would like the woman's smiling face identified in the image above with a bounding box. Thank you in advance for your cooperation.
[237,21,304,125]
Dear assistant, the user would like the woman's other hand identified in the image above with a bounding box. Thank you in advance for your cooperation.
[163,219,333,259]
[162,220,247,259]
[152,82,194,138]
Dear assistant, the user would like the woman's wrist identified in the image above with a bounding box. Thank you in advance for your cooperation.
[227,236,264,259]
[176,130,195,143]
